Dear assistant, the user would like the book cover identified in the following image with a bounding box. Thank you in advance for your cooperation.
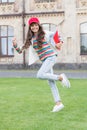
[53,31,60,44]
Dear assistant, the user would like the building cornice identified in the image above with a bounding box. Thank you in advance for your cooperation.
[76,8,87,15]
[0,11,64,18]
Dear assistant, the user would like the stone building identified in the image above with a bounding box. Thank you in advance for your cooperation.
[0,0,87,69]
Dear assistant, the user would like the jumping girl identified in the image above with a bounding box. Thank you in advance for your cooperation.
[13,17,70,112]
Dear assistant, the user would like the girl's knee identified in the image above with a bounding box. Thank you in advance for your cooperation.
[37,71,42,79]
[37,71,44,79]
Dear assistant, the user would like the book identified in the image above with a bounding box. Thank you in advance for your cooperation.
[53,31,60,44]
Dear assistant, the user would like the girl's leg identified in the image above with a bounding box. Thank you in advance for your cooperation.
[48,68,61,103]
[37,56,70,88]
[37,56,65,112]
[37,56,59,81]
[48,69,64,112]
[48,78,64,112]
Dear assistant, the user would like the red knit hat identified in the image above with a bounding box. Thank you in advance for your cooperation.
[28,17,40,25]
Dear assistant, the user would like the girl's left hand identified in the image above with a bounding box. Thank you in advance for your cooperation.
[55,42,63,50]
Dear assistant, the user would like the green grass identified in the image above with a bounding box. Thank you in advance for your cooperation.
[0,78,87,130]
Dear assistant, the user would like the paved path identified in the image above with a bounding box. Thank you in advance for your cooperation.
[0,70,87,79]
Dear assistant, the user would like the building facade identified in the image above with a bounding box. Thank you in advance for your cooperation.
[0,0,87,69]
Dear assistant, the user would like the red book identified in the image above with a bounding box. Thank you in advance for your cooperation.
[53,31,60,44]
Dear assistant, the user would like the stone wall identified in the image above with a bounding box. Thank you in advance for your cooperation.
[0,0,87,69]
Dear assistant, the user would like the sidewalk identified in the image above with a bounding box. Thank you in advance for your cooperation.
[0,70,87,79]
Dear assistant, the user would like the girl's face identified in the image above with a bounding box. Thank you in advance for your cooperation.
[30,23,39,34]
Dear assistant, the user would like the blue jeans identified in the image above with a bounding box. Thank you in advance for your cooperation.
[37,55,61,103]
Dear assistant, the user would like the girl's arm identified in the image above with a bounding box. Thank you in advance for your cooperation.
[13,38,23,54]
[53,30,63,50]
[45,30,63,50]
[54,28,63,50]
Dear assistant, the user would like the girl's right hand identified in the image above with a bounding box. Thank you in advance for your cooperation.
[12,37,22,54]
[12,37,17,47]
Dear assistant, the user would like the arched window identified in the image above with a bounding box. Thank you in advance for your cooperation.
[0,25,14,57]
[80,22,87,55]
[41,23,57,32]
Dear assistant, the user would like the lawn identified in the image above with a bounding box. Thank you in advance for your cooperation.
[0,78,87,130]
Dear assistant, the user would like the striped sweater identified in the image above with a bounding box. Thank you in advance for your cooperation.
[33,39,56,62]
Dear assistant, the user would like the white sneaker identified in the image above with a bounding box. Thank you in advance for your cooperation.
[60,73,71,88]
[52,103,64,112]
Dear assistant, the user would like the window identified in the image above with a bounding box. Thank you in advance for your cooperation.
[80,22,87,55]
[0,26,14,57]
[35,0,55,3]
[42,23,57,32]
[0,0,15,3]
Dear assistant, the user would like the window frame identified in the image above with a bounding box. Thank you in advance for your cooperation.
[0,0,15,3]
[80,22,87,55]
[41,23,57,32]
[0,25,14,57]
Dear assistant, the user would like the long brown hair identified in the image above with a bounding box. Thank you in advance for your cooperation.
[22,23,45,50]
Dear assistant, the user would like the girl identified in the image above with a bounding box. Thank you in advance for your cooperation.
[13,17,70,112]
